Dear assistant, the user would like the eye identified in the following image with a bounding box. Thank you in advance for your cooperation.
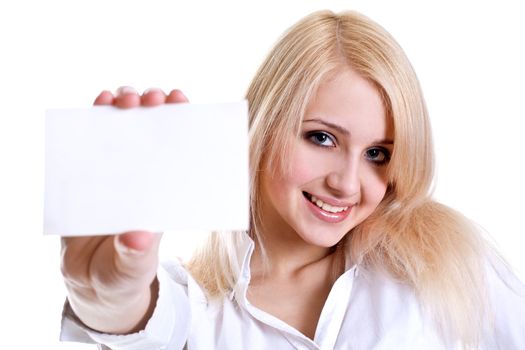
[365,147,390,165]
[305,131,336,147]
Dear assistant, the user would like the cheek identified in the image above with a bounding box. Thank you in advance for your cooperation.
[287,146,322,187]
[263,149,314,204]
[361,169,389,208]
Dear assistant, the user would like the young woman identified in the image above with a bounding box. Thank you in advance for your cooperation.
[60,10,525,349]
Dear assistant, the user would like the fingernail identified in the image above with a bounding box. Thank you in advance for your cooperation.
[168,89,188,100]
[115,236,146,256]
[143,87,163,95]
[116,86,138,96]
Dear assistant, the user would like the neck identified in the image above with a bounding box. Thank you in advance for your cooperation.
[250,224,336,278]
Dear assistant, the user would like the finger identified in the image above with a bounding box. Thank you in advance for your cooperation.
[116,230,161,253]
[113,231,162,280]
[166,89,189,103]
[61,235,108,286]
[114,86,141,109]
[140,88,166,107]
[94,90,114,106]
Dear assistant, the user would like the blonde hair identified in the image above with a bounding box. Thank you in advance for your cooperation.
[188,10,488,347]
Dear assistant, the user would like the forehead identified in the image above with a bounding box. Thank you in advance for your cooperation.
[304,68,393,141]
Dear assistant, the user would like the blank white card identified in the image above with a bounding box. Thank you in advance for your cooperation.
[44,102,249,236]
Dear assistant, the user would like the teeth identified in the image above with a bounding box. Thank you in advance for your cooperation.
[310,195,348,213]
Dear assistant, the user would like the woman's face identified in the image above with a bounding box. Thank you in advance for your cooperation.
[260,68,393,248]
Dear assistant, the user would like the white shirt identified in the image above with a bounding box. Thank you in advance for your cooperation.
[61,234,525,349]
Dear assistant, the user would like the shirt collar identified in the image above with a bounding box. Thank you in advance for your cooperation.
[230,233,360,302]
[234,232,255,276]
[229,233,254,302]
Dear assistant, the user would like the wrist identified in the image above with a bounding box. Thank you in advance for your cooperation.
[67,277,159,334]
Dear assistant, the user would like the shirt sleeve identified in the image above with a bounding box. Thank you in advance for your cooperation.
[483,253,525,348]
[60,263,192,350]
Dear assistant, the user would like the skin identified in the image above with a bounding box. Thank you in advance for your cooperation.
[62,68,391,339]
[248,68,393,339]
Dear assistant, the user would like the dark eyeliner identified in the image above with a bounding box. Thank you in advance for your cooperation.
[366,147,391,165]
[304,130,337,147]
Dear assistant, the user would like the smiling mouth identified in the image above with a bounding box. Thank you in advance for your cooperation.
[303,192,349,213]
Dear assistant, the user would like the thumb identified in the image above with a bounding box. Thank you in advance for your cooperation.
[112,231,162,281]
[115,231,161,253]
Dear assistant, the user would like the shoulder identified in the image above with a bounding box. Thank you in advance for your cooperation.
[351,267,430,323]
[340,267,446,348]
[482,252,525,347]
[484,251,525,299]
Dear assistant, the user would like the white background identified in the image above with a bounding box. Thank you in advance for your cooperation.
[0,0,523,348]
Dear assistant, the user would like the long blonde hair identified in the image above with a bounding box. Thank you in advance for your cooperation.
[188,10,488,347]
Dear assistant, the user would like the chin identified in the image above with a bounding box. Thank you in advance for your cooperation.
[299,230,349,249]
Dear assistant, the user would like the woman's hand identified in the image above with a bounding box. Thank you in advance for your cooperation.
[93,86,188,108]
[61,87,188,334]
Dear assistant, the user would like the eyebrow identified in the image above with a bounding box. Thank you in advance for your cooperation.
[303,118,394,145]
[304,118,350,136]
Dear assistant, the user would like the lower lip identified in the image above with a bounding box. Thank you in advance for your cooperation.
[304,195,352,223]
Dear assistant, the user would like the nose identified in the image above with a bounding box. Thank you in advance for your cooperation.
[326,156,361,199]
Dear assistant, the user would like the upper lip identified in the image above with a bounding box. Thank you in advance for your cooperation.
[303,191,355,208]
